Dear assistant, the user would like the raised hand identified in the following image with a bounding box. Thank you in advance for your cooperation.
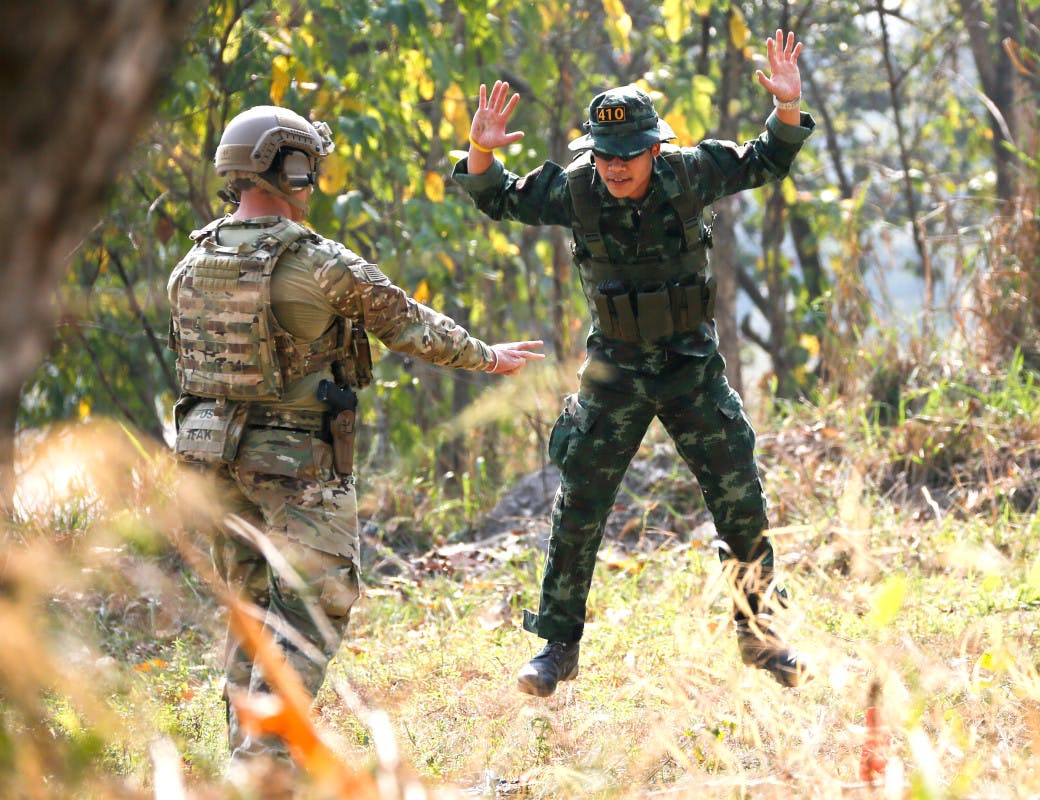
[755,29,803,103]
[469,80,526,153]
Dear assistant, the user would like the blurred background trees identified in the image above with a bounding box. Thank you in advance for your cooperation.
[8,0,1039,505]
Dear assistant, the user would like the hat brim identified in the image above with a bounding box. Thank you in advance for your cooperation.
[568,120,677,156]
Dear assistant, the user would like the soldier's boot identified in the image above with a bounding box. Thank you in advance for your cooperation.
[517,641,580,697]
[735,615,812,688]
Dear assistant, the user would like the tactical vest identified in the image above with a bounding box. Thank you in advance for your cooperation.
[566,145,717,343]
[170,217,357,401]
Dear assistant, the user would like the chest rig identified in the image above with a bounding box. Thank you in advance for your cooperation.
[170,218,354,401]
[566,145,717,343]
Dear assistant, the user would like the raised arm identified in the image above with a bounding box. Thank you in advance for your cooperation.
[754,29,803,126]
[467,80,526,175]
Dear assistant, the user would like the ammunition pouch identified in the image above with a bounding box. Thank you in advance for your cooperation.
[350,322,373,389]
[591,275,717,343]
[174,397,249,464]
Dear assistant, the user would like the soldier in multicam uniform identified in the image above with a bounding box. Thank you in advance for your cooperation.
[167,105,543,762]
[453,30,815,696]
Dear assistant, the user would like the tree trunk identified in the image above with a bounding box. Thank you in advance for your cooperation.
[710,5,749,397]
[959,0,1021,203]
[0,0,200,515]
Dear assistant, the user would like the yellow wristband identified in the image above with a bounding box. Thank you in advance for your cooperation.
[469,137,494,154]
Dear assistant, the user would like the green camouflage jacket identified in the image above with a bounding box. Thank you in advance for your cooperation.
[452,111,815,368]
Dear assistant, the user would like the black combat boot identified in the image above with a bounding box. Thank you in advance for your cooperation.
[517,641,580,697]
[735,615,812,687]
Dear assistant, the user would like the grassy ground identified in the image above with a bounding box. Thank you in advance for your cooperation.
[321,494,1040,799]
[2,354,1039,798]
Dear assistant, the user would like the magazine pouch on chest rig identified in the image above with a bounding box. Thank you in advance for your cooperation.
[568,148,716,344]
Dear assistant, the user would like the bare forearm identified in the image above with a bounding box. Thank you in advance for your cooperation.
[776,105,801,126]
[467,143,495,175]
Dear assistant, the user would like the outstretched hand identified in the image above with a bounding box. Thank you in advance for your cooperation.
[469,80,526,152]
[485,340,545,376]
[755,29,803,103]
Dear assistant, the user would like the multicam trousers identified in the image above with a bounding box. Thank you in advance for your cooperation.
[522,350,773,644]
[210,427,360,761]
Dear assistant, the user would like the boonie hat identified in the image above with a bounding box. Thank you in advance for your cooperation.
[568,85,676,157]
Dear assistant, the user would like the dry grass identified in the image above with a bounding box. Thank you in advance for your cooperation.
[1,352,1039,799]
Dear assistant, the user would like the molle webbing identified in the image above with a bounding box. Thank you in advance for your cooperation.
[173,220,352,401]
[592,275,717,342]
[567,146,704,260]
[246,406,325,432]
[565,145,718,342]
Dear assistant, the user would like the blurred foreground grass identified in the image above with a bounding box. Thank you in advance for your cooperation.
[1,354,1038,798]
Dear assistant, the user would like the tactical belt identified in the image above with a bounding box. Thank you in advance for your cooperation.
[246,407,325,432]
[593,276,717,343]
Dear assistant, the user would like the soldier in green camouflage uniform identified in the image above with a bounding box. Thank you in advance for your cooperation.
[453,30,814,695]
[168,106,543,762]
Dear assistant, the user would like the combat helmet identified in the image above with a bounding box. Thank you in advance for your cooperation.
[215,105,334,212]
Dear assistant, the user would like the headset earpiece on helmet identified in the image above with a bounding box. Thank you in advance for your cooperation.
[279,150,317,190]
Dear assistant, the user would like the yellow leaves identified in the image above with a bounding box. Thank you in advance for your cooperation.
[417,115,433,141]
[442,82,472,145]
[662,0,686,43]
[96,245,110,276]
[403,49,434,101]
[424,171,445,203]
[77,400,91,422]
[418,73,435,103]
[690,74,715,129]
[602,0,632,53]
[664,111,693,146]
[413,279,431,305]
[489,229,519,257]
[728,6,748,49]
[222,21,243,63]
[270,52,312,106]
[693,0,712,16]
[978,646,1014,674]
[799,332,820,359]
[271,55,291,106]
[318,150,349,195]
[437,252,455,274]
[537,4,555,32]
[867,574,906,629]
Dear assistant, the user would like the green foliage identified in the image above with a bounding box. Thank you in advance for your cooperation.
[21,0,1039,493]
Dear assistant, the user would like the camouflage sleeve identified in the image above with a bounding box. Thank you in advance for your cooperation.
[313,246,493,371]
[451,157,574,227]
[691,111,816,205]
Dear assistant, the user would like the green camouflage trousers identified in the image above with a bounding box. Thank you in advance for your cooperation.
[210,427,360,760]
[522,350,772,644]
